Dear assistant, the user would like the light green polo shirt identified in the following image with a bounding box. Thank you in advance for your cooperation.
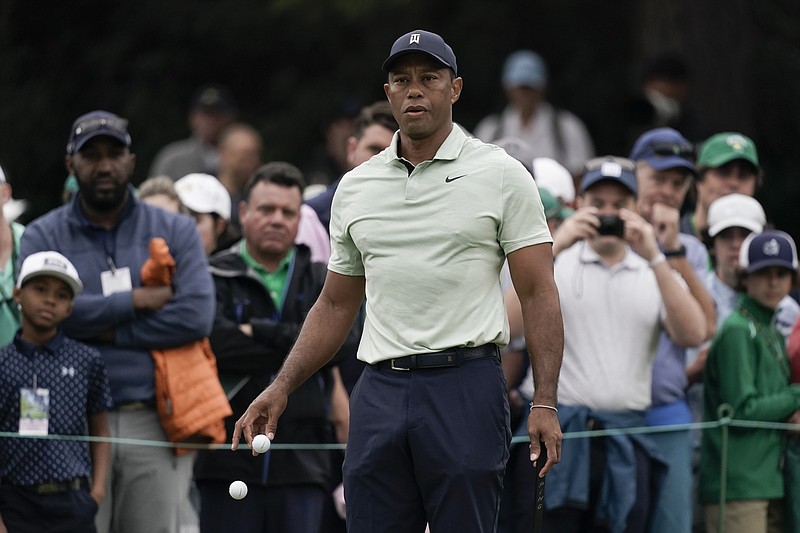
[240,241,294,310]
[329,124,551,363]
[0,221,24,347]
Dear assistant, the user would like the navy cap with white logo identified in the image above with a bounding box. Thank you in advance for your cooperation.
[67,110,131,155]
[739,230,798,274]
[382,30,457,75]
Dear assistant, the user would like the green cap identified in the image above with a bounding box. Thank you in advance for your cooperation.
[539,187,573,221]
[697,132,759,170]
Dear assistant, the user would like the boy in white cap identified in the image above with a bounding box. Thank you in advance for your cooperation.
[0,251,112,532]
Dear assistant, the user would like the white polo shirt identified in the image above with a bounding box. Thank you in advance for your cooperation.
[329,124,551,363]
[535,241,663,411]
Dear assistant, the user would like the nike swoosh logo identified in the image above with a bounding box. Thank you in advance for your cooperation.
[445,174,468,183]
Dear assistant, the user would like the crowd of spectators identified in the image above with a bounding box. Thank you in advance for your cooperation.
[1,41,799,533]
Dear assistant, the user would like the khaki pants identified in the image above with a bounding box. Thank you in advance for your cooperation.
[704,499,783,533]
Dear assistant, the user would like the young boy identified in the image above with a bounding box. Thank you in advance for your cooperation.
[700,230,800,533]
[0,251,113,533]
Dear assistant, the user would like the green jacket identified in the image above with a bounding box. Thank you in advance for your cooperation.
[700,294,800,503]
[0,221,24,347]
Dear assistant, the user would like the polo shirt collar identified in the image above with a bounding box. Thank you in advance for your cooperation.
[386,123,466,163]
[239,240,294,275]
[578,242,643,270]
[13,329,65,358]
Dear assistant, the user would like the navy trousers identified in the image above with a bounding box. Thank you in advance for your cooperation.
[0,484,97,533]
[343,357,511,533]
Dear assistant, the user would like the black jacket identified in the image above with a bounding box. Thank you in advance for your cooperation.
[194,242,355,488]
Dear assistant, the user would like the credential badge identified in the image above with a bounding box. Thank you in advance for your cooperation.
[410,34,420,45]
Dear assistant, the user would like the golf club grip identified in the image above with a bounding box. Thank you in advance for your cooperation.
[532,440,547,533]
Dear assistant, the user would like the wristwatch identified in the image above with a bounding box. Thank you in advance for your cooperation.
[663,245,686,258]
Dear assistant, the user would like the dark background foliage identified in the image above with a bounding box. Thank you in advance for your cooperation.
[1,0,799,236]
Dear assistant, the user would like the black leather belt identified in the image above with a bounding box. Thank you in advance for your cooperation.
[376,344,499,371]
[2,477,89,495]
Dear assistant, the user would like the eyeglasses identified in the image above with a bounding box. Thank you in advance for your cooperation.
[649,141,695,160]
[584,156,637,173]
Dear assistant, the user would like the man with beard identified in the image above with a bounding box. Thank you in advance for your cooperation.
[19,110,215,533]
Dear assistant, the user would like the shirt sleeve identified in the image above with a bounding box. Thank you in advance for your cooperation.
[327,179,365,277]
[498,156,552,255]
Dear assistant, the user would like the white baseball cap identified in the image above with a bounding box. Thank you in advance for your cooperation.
[17,251,83,296]
[707,194,766,237]
[174,173,231,221]
[532,157,575,203]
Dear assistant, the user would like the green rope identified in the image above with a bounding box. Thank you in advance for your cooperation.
[716,403,734,533]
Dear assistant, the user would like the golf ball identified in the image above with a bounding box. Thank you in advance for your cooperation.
[229,480,248,500]
[252,434,271,453]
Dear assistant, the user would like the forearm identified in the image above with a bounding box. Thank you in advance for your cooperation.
[653,262,706,346]
[88,413,110,499]
[668,256,716,341]
[521,286,564,406]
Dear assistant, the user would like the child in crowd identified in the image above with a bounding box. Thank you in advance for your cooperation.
[700,230,800,533]
[0,251,112,533]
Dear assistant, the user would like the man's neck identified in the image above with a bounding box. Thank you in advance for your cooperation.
[80,193,128,230]
[245,244,288,273]
[589,240,627,267]
[397,124,452,167]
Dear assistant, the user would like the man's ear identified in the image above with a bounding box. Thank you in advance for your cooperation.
[451,77,463,104]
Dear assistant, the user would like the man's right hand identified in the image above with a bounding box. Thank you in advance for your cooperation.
[552,206,599,256]
[231,382,289,455]
[132,286,173,311]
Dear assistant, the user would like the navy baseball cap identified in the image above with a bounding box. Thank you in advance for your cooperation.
[629,127,696,174]
[382,30,457,75]
[580,156,638,197]
[67,110,131,155]
[739,230,798,274]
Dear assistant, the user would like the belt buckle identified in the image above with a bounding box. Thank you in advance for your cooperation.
[390,358,411,371]
[36,482,61,495]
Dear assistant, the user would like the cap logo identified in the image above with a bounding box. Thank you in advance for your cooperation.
[43,257,68,271]
[763,238,781,257]
[601,161,623,178]
[409,33,420,45]
[726,134,748,152]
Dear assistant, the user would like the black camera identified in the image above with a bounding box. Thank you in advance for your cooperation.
[597,215,624,237]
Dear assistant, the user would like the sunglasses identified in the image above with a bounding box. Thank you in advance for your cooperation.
[72,116,129,137]
[67,116,130,154]
[648,141,695,159]
[584,156,637,173]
